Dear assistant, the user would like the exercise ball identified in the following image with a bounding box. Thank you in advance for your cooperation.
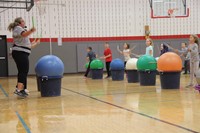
[137,55,157,71]
[90,59,104,69]
[126,58,138,70]
[157,52,182,72]
[85,62,89,69]
[35,55,64,77]
[110,58,124,70]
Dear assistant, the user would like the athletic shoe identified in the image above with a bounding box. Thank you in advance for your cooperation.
[14,89,27,98]
[104,76,111,79]
[24,89,30,95]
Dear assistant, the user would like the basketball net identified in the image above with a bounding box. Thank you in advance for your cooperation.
[168,8,178,18]
[34,0,47,15]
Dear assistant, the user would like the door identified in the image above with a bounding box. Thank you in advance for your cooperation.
[0,35,8,77]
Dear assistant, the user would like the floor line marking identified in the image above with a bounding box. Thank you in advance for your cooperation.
[0,84,8,97]
[15,111,31,133]
[62,87,199,133]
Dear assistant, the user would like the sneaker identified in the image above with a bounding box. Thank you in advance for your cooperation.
[14,89,27,98]
[104,76,111,79]
[24,89,30,95]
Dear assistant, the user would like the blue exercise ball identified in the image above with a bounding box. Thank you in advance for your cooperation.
[110,58,124,70]
[35,55,64,77]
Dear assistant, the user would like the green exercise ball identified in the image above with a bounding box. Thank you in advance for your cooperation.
[137,55,157,71]
[90,59,104,69]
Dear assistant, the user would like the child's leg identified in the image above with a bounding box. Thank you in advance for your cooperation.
[108,62,111,77]
[84,61,91,77]
[106,62,109,76]
[106,62,111,77]
[184,60,188,74]
[189,61,199,85]
[193,61,199,84]
[189,62,194,85]
[188,60,190,73]
[124,61,127,73]
[124,61,127,67]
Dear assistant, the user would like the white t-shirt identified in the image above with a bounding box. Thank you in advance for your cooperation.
[146,45,153,56]
[123,49,130,61]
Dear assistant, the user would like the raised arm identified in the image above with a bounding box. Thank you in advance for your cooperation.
[21,27,36,37]
[117,45,123,54]
[130,45,137,51]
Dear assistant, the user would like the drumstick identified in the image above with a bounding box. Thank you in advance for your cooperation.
[32,16,42,42]
[130,45,137,51]
[117,45,121,52]
[32,16,35,28]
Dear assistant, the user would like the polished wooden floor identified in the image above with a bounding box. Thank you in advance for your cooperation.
[0,74,200,133]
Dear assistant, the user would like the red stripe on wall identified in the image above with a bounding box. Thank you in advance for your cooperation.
[7,34,200,43]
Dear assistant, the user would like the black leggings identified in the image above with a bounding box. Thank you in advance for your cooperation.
[106,62,111,77]
[124,61,127,73]
[12,51,29,89]
[184,60,190,73]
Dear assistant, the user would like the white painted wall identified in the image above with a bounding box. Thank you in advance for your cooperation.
[0,0,199,38]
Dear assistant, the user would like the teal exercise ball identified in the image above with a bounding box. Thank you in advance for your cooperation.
[137,55,157,71]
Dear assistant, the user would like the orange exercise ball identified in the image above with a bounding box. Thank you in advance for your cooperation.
[157,52,182,72]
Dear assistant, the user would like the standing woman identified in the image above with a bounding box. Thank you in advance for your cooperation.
[8,17,40,98]
[146,38,154,56]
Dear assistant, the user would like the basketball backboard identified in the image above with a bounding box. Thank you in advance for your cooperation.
[149,0,189,18]
[0,0,34,12]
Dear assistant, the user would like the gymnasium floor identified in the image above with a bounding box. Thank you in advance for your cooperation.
[0,74,200,133]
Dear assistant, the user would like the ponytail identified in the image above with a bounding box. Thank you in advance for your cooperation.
[7,17,22,31]
[191,34,199,45]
